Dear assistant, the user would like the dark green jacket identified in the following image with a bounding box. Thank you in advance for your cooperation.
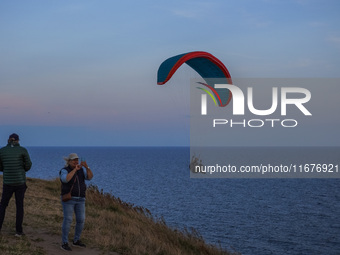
[0,142,32,185]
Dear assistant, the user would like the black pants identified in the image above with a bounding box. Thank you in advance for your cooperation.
[0,183,27,233]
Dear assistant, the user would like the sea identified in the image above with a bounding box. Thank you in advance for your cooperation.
[14,147,340,254]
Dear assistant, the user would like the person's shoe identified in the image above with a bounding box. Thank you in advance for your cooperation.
[15,232,25,237]
[61,243,72,251]
[72,240,86,248]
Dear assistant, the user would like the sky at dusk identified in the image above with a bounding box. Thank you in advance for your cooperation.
[1,0,339,146]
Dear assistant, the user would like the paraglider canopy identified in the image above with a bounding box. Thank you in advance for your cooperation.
[157,51,233,106]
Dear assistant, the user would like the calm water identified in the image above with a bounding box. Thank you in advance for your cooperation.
[15,147,340,254]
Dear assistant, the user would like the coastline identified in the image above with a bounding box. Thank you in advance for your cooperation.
[0,176,236,255]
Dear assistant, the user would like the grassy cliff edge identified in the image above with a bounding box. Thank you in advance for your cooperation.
[0,176,238,255]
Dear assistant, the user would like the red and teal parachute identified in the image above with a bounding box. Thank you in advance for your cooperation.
[157,51,233,107]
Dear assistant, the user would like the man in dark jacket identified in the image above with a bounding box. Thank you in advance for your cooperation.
[0,133,32,236]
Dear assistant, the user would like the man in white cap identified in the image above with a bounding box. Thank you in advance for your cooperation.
[59,153,93,251]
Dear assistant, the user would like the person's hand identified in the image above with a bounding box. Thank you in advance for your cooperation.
[75,164,82,171]
[80,160,88,169]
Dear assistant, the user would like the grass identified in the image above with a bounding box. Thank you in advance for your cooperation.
[0,176,239,255]
[0,234,45,255]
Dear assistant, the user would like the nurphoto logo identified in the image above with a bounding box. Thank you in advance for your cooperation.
[197,82,312,128]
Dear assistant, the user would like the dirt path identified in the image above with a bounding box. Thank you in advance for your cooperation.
[1,227,120,255]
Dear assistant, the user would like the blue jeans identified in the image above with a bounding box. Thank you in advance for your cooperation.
[61,197,85,244]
